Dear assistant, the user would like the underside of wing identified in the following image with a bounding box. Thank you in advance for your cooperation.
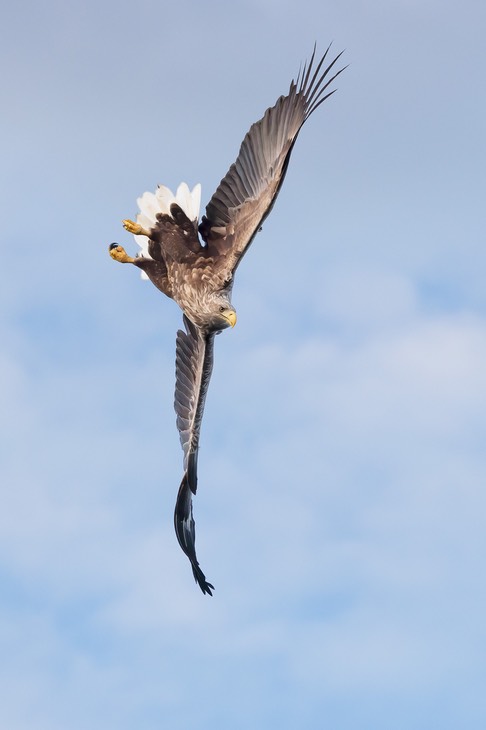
[173,315,215,594]
[198,45,345,277]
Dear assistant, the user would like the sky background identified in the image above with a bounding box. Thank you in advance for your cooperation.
[1,0,486,728]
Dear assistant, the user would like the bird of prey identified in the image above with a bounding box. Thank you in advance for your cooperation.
[109,45,345,595]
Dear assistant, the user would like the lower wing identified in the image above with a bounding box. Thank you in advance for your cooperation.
[173,315,216,594]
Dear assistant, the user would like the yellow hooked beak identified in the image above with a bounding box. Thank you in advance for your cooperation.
[225,310,237,328]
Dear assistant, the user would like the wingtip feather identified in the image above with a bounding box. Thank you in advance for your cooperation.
[174,473,214,596]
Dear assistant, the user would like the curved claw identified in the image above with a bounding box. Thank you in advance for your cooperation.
[109,243,135,263]
[123,219,151,237]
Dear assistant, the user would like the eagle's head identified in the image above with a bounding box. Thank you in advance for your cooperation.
[189,291,237,332]
[212,303,237,332]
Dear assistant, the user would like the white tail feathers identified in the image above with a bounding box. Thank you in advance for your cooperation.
[135,182,201,236]
[132,182,202,279]
[154,183,202,224]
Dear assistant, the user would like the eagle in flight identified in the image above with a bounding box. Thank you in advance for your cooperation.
[109,46,345,595]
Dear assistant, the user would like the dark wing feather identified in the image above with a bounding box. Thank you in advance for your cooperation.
[198,45,346,277]
[173,315,215,595]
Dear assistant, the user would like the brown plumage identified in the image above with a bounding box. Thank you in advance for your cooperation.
[109,45,345,594]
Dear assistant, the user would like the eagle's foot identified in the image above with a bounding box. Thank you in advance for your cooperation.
[109,243,135,263]
[122,219,151,237]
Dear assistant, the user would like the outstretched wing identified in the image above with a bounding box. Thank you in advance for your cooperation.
[198,45,345,278]
[173,315,215,595]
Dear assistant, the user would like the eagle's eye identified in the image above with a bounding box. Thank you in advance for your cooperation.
[219,305,225,312]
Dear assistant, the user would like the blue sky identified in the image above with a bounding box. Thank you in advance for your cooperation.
[1,0,486,728]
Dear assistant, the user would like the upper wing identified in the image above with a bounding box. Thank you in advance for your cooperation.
[173,315,215,595]
[198,45,346,278]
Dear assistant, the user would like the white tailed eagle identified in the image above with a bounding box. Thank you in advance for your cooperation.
[109,46,345,594]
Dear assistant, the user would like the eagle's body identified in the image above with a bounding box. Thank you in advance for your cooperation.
[109,46,345,594]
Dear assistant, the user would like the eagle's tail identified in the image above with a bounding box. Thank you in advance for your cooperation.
[174,473,214,596]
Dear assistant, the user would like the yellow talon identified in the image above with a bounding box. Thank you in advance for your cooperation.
[122,219,151,237]
[109,243,135,263]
